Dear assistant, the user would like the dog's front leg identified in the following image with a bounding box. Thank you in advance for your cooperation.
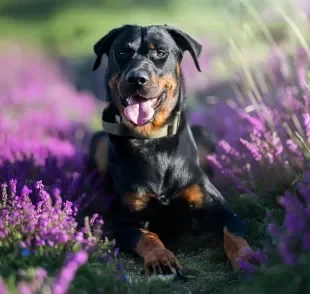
[112,213,182,276]
[136,229,183,276]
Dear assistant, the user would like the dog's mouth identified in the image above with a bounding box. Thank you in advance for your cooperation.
[121,92,166,126]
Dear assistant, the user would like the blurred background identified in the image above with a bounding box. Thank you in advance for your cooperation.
[1,0,309,101]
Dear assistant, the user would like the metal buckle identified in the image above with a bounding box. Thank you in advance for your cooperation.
[167,111,180,136]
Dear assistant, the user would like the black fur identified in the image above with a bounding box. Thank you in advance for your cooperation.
[88,25,247,273]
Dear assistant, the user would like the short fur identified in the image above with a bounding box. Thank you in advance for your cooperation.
[88,24,254,276]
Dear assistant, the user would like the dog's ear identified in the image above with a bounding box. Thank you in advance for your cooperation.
[164,25,202,72]
[92,26,127,71]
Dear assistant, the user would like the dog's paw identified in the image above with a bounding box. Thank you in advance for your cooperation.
[223,227,256,270]
[143,247,183,276]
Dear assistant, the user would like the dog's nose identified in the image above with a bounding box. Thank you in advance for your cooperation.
[126,70,149,86]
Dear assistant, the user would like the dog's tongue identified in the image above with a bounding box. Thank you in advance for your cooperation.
[124,96,154,125]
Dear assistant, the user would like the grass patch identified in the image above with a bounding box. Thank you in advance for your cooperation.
[110,196,274,293]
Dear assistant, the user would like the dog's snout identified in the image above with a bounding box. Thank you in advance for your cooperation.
[126,70,149,86]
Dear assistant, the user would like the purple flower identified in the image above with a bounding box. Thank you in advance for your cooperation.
[278,240,298,265]
[197,54,310,195]
[17,282,32,294]
[51,251,88,294]
[302,233,310,250]
[263,171,310,268]
[35,268,47,280]
[113,248,120,258]
[72,251,88,264]
[0,279,8,294]
[0,43,126,293]
[238,259,258,273]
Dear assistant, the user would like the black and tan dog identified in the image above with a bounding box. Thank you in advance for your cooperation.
[88,24,254,276]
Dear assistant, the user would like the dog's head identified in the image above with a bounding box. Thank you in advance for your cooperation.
[93,25,202,135]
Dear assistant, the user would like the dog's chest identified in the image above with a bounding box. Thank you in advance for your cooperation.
[109,141,174,193]
[108,128,199,201]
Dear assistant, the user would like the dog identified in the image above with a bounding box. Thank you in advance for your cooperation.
[88,24,254,276]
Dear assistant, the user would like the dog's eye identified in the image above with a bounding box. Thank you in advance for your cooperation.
[156,50,167,58]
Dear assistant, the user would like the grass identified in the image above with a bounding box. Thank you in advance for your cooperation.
[109,196,284,293]
[119,250,236,293]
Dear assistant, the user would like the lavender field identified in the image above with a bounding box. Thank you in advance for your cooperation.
[1,1,310,293]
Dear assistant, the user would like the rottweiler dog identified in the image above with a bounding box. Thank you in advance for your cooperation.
[88,24,254,276]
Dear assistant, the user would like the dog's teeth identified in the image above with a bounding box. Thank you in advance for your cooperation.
[127,98,133,105]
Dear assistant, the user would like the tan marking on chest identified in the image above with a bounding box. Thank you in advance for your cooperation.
[123,192,156,212]
[180,184,205,207]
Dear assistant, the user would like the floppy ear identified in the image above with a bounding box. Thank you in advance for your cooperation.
[92,25,127,71]
[164,25,202,72]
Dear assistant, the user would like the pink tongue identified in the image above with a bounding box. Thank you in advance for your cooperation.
[124,96,154,125]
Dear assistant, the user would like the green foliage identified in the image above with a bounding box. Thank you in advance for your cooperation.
[228,254,310,294]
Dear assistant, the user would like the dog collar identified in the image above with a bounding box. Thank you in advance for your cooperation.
[101,111,181,139]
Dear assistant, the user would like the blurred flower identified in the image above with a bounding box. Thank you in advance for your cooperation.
[189,49,310,196]
[51,251,88,294]
[0,42,98,168]
[241,171,310,272]
[0,278,8,294]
